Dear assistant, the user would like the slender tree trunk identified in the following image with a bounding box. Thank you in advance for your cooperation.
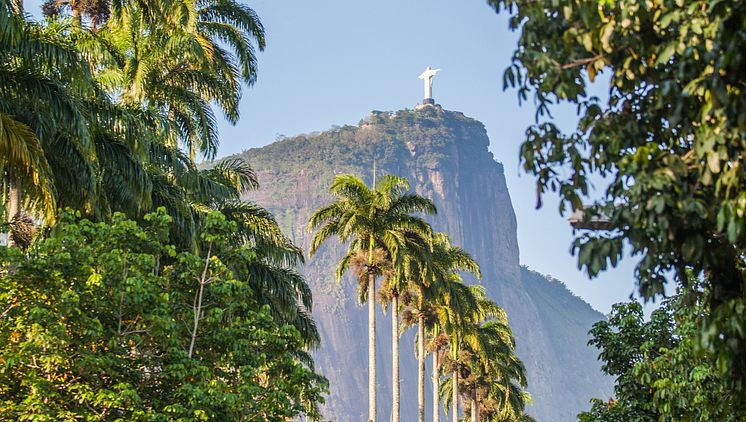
[70,1,82,26]
[471,389,478,422]
[6,175,21,248]
[501,384,510,419]
[188,244,211,359]
[417,312,425,422]
[452,369,459,422]
[391,293,400,422]
[368,272,377,422]
[432,352,439,422]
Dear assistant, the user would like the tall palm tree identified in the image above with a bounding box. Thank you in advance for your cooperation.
[437,285,499,422]
[76,0,265,162]
[219,198,320,348]
[438,293,530,422]
[424,277,482,422]
[308,173,435,422]
[1,0,96,242]
[400,232,481,422]
[382,231,445,422]
[463,319,527,422]
[1,1,178,243]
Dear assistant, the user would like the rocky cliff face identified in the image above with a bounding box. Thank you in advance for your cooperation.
[233,105,612,421]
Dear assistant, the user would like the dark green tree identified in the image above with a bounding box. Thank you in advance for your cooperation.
[579,284,740,421]
[489,0,746,404]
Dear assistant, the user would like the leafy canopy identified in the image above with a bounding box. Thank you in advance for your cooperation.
[579,282,740,421]
[0,209,327,421]
[489,0,746,400]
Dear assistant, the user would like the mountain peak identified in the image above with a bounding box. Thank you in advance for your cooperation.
[228,110,611,421]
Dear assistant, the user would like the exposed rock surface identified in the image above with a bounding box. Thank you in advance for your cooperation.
[231,105,612,421]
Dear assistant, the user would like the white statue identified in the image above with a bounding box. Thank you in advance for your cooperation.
[418,66,440,100]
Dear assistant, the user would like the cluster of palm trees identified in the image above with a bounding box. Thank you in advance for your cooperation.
[308,172,533,422]
[1,0,319,346]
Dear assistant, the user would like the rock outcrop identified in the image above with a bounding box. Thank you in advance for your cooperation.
[232,105,612,421]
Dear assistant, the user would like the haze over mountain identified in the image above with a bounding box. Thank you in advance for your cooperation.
[227,105,612,421]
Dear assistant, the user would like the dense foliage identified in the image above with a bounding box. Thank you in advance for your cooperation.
[579,283,737,421]
[1,0,327,419]
[1,0,268,247]
[0,209,327,420]
[489,0,746,408]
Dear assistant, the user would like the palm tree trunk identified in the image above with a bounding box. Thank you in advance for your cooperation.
[471,389,478,422]
[417,312,425,422]
[368,272,377,422]
[452,369,459,422]
[391,293,400,422]
[432,352,440,422]
[71,1,82,26]
[6,175,21,248]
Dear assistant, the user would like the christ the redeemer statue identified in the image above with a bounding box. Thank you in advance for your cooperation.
[418,66,440,103]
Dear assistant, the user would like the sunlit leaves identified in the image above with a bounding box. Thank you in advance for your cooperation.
[580,285,741,421]
[0,209,327,420]
[490,0,746,404]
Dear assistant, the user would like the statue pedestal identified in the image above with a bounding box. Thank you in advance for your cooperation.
[423,98,435,105]
[415,101,441,111]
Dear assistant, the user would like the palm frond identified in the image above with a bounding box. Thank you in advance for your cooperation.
[0,113,56,220]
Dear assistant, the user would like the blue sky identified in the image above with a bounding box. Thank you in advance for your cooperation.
[25,0,660,314]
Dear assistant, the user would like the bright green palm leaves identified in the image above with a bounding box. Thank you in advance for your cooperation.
[308,172,436,422]
[0,115,55,221]
[1,1,164,224]
[74,0,272,246]
[309,173,436,287]
[220,199,319,348]
[4,0,316,351]
[92,0,265,160]
[461,320,530,421]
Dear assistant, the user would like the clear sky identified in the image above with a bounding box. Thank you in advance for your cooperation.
[25,0,661,315]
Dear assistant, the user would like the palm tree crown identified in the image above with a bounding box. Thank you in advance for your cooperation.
[308,172,436,422]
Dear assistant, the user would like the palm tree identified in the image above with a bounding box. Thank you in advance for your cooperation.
[1,0,96,243]
[1,1,178,245]
[219,198,320,348]
[308,173,435,422]
[437,292,531,422]
[381,232,439,422]
[424,277,482,422]
[41,0,110,28]
[437,285,499,422]
[18,0,268,241]
[399,232,481,422]
[463,319,527,422]
[74,0,266,162]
